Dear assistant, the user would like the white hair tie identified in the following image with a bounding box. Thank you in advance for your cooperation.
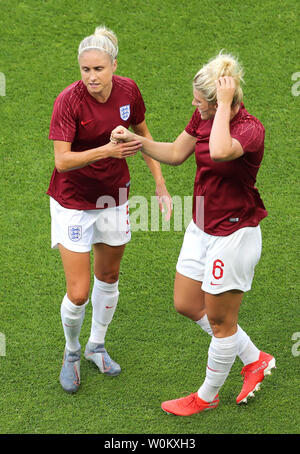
[78,46,114,58]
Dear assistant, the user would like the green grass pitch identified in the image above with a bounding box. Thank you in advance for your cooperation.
[0,0,299,435]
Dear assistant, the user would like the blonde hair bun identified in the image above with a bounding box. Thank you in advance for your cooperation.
[78,25,118,60]
[93,25,118,50]
[194,51,244,106]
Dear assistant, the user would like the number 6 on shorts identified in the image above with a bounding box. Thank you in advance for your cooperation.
[212,259,224,280]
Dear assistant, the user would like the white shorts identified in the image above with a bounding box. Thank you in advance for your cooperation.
[50,197,131,252]
[176,220,262,294]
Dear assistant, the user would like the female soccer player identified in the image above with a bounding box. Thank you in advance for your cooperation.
[47,25,172,393]
[111,52,276,415]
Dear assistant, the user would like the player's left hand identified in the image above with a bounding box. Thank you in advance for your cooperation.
[215,76,236,106]
[155,183,173,222]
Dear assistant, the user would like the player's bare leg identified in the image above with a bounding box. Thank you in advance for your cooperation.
[93,242,126,284]
[84,243,126,376]
[205,289,243,337]
[58,245,91,393]
[59,244,91,304]
[174,272,206,320]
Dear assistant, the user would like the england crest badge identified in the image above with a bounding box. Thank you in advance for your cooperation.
[120,104,130,121]
[68,225,82,242]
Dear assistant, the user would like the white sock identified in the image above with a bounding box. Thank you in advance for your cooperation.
[196,314,213,336]
[236,325,260,365]
[198,331,238,402]
[61,294,88,352]
[89,276,119,345]
[196,316,260,365]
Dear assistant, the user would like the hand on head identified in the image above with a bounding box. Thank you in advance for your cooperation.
[215,76,236,106]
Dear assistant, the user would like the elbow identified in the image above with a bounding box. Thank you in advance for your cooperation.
[171,158,183,166]
[170,145,184,166]
[209,147,230,162]
[210,154,226,162]
[55,164,64,173]
[55,159,67,173]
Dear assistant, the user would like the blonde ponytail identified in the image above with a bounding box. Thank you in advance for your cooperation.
[78,25,118,61]
[193,51,244,106]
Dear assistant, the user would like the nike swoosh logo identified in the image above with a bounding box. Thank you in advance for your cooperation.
[81,119,93,125]
[207,365,221,372]
[102,356,111,373]
[210,282,221,286]
[105,306,114,309]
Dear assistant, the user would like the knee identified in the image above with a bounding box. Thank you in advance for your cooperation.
[208,315,237,337]
[95,270,119,284]
[67,287,89,306]
[174,304,186,317]
[174,294,185,315]
[208,316,224,337]
[208,313,225,327]
[173,296,192,318]
[174,296,205,321]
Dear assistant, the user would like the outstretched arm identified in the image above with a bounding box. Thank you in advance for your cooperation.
[111,127,196,166]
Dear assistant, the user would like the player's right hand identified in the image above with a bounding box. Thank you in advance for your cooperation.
[110,126,134,143]
[106,139,142,159]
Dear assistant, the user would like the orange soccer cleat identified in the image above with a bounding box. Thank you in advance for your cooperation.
[161,392,219,416]
[236,351,276,404]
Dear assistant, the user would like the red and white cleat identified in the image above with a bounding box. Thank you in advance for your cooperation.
[236,351,276,404]
[161,392,219,416]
